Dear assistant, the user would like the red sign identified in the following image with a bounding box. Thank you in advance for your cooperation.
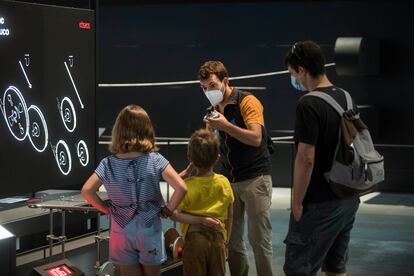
[79,21,91,29]
[47,264,73,276]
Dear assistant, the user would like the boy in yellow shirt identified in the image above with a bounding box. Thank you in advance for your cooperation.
[172,129,234,276]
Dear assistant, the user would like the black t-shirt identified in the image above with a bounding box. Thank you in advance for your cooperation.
[294,86,357,204]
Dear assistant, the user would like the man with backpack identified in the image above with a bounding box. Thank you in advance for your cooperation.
[284,40,361,276]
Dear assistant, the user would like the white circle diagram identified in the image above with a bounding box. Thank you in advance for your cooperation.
[54,140,72,176]
[59,97,77,133]
[1,86,29,141]
[76,140,89,167]
[27,105,49,152]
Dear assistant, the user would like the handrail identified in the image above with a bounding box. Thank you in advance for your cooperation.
[98,135,295,145]
[28,204,101,213]
[28,203,106,263]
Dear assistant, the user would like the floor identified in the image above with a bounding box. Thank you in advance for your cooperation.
[16,187,414,276]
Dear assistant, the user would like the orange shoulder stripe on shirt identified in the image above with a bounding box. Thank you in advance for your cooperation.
[240,95,264,126]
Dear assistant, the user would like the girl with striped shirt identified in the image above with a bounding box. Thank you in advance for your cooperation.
[82,105,187,276]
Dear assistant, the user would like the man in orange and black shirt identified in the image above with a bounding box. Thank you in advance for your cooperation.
[199,60,273,276]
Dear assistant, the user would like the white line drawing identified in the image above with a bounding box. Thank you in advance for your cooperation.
[76,140,89,167]
[27,105,49,152]
[24,54,30,67]
[32,122,40,137]
[19,61,32,88]
[64,61,84,109]
[51,140,72,176]
[68,55,74,67]
[1,86,29,141]
[57,96,77,132]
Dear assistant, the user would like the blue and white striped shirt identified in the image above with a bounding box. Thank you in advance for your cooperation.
[95,152,169,228]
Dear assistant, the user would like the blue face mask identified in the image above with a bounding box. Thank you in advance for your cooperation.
[290,75,306,91]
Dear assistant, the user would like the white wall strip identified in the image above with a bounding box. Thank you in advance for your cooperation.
[233,86,267,90]
[98,63,336,88]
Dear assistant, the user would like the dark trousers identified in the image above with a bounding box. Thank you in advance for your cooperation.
[284,197,360,276]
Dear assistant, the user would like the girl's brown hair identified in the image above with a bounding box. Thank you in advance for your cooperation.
[188,129,219,169]
[109,105,158,154]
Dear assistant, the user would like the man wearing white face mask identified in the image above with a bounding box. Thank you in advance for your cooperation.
[197,60,274,276]
[284,41,360,276]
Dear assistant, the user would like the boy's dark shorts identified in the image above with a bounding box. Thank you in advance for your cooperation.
[283,197,360,276]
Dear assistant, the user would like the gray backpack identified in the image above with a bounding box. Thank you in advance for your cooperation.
[306,90,385,197]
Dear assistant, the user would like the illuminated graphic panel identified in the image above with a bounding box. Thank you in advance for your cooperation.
[0,1,95,197]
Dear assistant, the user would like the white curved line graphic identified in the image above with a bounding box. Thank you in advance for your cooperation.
[27,105,48,152]
[59,97,77,133]
[54,140,72,176]
[77,140,89,167]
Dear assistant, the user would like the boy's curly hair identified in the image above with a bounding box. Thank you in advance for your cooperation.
[188,129,219,169]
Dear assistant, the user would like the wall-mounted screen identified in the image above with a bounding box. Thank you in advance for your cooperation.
[0,1,95,197]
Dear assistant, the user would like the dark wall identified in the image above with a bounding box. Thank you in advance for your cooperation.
[11,0,94,9]
[97,1,412,142]
[96,1,414,191]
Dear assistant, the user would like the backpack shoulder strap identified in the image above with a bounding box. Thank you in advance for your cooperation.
[338,88,354,111]
[305,91,345,115]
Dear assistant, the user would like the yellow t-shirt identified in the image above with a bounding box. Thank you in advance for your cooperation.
[178,173,234,240]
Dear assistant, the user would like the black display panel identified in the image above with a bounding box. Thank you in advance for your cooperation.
[0,1,95,197]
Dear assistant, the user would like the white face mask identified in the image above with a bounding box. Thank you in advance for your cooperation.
[204,83,225,106]
[205,89,224,106]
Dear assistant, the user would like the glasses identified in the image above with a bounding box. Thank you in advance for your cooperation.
[291,43,303,61]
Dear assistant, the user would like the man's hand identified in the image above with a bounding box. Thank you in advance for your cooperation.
[292,203,303,222]
[204,112,229,131]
